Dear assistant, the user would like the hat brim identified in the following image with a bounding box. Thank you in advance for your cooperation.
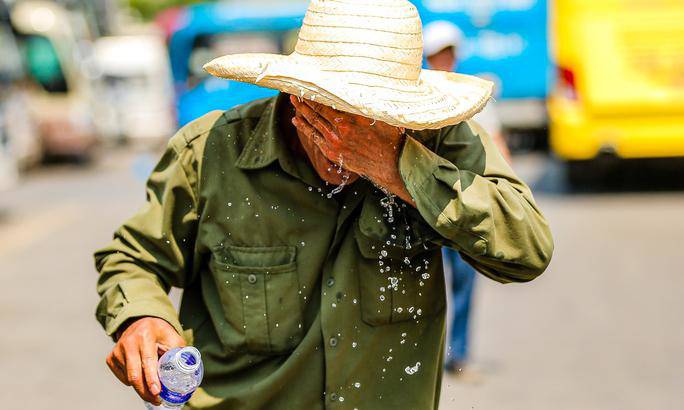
[204,53,493,130]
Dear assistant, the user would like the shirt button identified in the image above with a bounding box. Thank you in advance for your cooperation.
[326,278,335,287]
[329,337,338,347]
[330,393,339,401]
[247,274,257,284]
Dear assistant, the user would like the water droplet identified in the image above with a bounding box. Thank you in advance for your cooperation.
[405,362,421,375]
[300,241,306,246]
[227,202,232,207]
[354,382,361,388]
[339,396,345,402]
[380,250,388,257]
[379,295,385,301]
[352,342,358,348]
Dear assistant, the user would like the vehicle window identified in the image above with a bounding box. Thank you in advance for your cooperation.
[22,35,68,93]
[187,29,298,89]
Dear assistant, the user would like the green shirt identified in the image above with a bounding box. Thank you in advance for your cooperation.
[94,94,553,409]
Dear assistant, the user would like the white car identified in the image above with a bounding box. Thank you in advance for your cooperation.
[93,34,176,143]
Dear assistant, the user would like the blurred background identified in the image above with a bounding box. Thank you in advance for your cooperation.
[0,0,682,409]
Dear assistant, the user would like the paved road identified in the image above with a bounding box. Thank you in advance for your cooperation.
[1,148,682,409]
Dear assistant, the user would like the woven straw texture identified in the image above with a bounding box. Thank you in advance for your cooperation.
[204,0,493,130]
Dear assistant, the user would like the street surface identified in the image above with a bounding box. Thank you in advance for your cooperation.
[1,147,682,409]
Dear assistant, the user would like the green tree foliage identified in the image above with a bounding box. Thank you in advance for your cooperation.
[127,0,212,20]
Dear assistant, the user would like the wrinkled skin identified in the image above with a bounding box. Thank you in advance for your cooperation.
[289,95,415,205]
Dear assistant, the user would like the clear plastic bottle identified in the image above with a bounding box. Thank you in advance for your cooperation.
[145,346,204,409]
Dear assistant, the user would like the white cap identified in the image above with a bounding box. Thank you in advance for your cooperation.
[422,20,465,57]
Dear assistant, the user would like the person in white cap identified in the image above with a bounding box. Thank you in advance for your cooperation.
[95,1,553,408]
[423,20,511,160]
[423,20,512,377]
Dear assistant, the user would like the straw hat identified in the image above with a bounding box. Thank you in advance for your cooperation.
[203,0,493,130]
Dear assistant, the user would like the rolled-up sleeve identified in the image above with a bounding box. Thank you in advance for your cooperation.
[94,133,199,337]
[399,120,554,283]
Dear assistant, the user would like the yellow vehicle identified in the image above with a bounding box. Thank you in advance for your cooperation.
[549,0,684,165]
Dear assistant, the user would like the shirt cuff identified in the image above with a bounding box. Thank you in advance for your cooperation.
[398,135,454,221]
[96,278,184,340]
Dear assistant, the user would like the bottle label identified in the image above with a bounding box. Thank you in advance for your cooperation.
[159,384,195,405]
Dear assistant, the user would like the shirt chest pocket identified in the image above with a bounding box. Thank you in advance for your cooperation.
[209,245,303,354]
[354,223,446,326]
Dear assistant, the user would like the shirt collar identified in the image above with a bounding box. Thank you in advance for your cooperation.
[235,93,324,187]
[235,94,286,170]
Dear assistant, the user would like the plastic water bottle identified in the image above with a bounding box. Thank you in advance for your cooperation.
[145,346,204,409]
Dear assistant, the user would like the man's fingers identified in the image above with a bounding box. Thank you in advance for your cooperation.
[141,339,161,397]
[124,346,156,403]
[107,351,130,386]
[158,327,187,351]
[293,97,335,135]
[293,116,335,160]
[290,96,341,145]
[302,98,346,124]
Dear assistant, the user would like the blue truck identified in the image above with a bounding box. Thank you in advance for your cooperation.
[415,0,550,130]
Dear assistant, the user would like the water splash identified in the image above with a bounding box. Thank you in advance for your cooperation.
[327,156,350,197]
[405,362,421,375]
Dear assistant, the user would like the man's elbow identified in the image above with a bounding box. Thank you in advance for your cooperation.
[518,229,555,282]
[499,230,554,284]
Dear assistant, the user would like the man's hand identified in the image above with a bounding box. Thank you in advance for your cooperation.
[106,317,186,405]
[290,96,415,206]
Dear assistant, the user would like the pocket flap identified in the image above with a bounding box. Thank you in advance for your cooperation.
[215,245,296,269]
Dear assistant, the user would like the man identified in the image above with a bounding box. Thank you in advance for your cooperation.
[95,1,553,409]
[423,20,511,376]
